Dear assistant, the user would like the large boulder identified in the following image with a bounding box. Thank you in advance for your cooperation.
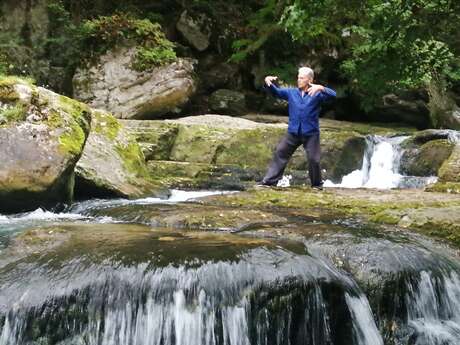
[123,116,404,189]
[0,77,91,213]
[428,82,460,130]
[400,139,455,176]
[75,110,167,199]
[176,10,212,52]
[73,47,197,119]
[208,89,246,115]
[438,144,460,182]
[374,92,432,129]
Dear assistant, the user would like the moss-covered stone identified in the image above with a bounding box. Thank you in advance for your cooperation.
[121,120,179,160]
[425,181,460,194]
[75,110,167,199]
[400,139,454,176]
[123,116,417,188]
[438,144,460,182]
[200,187,460,247]
[0,77,91,213]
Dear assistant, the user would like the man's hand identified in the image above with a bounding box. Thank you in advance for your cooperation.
[307,83,325,96]
[265,76,278,87]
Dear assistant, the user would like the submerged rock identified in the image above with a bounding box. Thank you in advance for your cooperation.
[75,109,167,199]
[73,47,197,119]
[0,77,91,213]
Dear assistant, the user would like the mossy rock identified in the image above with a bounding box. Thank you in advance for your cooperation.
[75,110,167,199]
[121,120,179,160]
[438,144,460,182]
[124,115,411,187]
[400,139,455,176]
[0,76,91,213]
[425,181,460,194]
[147,160,262,190]
[201,187,460,247]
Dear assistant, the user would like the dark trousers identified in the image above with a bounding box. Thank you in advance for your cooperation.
[262,132,322,187]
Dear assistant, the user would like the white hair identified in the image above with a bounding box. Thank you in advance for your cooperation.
[298,67,314,79]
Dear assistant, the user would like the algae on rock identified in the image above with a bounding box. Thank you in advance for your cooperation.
[75,109,167,199]
[0,76,90,213]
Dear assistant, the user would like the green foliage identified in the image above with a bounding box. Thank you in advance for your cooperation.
[230,0,283,62]
[46,1,86,68]
[0,52,9,75]
[340,0,460,110]
[81,13,176,70]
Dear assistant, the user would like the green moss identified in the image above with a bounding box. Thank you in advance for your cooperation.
[54,96,91,156]
[0,75,36,88]
[59,123,86,156]
[369,212,401,224]
[116,141,150,179]
[425,182,460,194]
[92,110,121,140]
[215,127,284,168]
[0,103,27,123]
[81,14,177,71]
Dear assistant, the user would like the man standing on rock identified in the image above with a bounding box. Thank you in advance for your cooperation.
[258,67,336,189]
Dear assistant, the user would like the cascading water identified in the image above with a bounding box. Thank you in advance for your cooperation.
[405,270,460,344]
[324,136,438,189]
[0,237,382,345]
[1,190,460,344]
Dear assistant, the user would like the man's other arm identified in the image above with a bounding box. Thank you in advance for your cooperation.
[307,84,336,101]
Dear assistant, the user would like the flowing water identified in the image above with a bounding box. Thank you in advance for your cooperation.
[0,191,459,344]
[324,135,438,189]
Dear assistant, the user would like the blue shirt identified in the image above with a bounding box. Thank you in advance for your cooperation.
[268,84,336,136]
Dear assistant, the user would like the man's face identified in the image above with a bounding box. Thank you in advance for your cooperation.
[297,73,312,89]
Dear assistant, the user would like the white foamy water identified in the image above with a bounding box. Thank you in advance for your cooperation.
[138,189,231,203]
[0,190,234,228]
[324,136,437,189]
[68,190,234,215]
[405,270,460,344]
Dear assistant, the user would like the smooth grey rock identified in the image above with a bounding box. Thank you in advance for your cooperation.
[73,47,197,119]
[176,10,212,51]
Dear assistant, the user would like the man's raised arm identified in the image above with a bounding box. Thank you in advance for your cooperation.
[264,76,289,101]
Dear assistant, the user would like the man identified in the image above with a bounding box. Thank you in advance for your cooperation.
[258,67,336,189]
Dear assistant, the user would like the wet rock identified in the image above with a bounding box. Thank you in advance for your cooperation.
[80,202,287,232]
[438,144,460,182]
[373,206,460,247]
[425,181,460,194]
[0,77,91,213]
[75,110,167,199]
[202,187,460,248]
[400,139,454,176]
[208,89,247,115]
[73,48,197,119]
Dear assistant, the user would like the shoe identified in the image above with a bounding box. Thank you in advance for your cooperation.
[312,185,323,191]
[255,182,274,188]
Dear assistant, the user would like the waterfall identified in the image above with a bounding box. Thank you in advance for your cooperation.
[0,242,384,345]
[324,136,437,189]
[404,270,460,344]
